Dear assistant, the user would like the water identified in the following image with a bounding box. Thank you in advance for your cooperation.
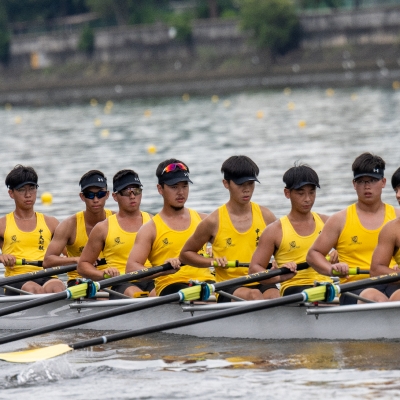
[1,87,400,398]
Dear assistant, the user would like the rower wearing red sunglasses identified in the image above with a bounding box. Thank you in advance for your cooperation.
[43,170,113,287]
[126,159,215,296]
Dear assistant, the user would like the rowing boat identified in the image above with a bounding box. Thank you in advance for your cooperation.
[0,296,399,341]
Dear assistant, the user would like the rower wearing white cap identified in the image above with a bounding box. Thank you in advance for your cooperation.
[78,169,154,298]
[43,170,113,287]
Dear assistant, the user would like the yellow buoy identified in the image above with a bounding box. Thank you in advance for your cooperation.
[223,100,231,108]
[287,102,295,110]
[211,95,219,103]
[182,93,190,102]
[41,192,53,205]
[14,116,22,124]
[147,145,157,154]
[144,109,152,117]
[90,98,98,107]
[94,118,102,127]
[256,110,264,119]
[283,87,292,95]
[298,120,307,128]
[393,81,400,90]
[5,103,12,111]
[101,129,110,138]
[326,88,335,97]
[351,93,358,101]
[105,100,114,109]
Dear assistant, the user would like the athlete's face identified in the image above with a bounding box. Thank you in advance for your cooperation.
[158,181,189,209]
[113,185,142,211]
[224,180,255,204]
[79,186,109,213]
[284,185,316,214]
[9,184,37,209]
[353,175,386,204]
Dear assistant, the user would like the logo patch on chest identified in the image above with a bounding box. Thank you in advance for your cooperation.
[113,237,125,246]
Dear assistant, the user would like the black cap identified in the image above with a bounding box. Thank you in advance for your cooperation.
[287,181,320,190]
[224,172,260,185]
[13,181,38,190]
[113,173,142,192]
[353,168,384,180]
[80,174,107,191]
[158,169,193,186]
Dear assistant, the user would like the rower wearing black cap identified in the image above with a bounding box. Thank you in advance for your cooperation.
[78,169,154,298]
[307,152,400,305]
[180,155,281,302]
[0,164,65,295]
[249,163,337,296]
[43,170,113,287]
[126,159,215,296]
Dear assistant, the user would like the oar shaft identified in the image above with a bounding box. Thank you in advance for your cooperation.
[15,259,43,267]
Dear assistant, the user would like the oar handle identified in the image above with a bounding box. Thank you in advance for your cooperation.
[332,267,370,276]
[15,259,43,267]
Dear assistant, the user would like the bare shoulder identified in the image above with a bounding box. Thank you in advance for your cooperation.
[198,212,208,220]
[394,207,400,218]
[90,218,109,239]
[316,213,330,223]
[320,209,347,232]
[261,218,282,238]
[137,219,157,240]
[259,205,277,225]
[43,215,60,233]
[0,215,7,236]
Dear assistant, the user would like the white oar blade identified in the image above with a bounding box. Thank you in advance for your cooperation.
[0,344,72,363]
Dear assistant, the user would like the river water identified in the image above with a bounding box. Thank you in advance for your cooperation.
[1,87,400,398]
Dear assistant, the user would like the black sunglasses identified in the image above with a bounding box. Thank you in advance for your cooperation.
[82,190,108,200]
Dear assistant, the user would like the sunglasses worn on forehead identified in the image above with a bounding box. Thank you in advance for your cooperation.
[119,187,143,197]
[82,190,108,200]
[161,163,188,175]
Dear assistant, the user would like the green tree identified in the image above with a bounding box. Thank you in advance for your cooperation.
[78,24,94,55]
[239,0,301,56]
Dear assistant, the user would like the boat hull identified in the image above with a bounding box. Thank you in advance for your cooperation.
[0,299,398,340]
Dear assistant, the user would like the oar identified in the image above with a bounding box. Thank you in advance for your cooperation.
[0,262,173,318]
[0,258,107,288]
[1,270,399,363]
[0,262,310,345]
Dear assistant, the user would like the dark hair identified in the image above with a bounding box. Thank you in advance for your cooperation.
[156,158,189,182]
[5,165,38,189]
[113,169,139,184]
[352,152,385,174]
[283,163,319,190]
[79,170,106,187]
[221,155,259,180]
[392,167,400,190]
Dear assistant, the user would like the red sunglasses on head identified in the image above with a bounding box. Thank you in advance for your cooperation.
[161,163,188,175]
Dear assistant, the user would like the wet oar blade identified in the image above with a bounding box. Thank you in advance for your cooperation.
[0,344,72,363]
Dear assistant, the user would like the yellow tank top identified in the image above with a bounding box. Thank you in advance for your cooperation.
[337,203,396,283]
[3,212,52,276]
[103,212,152,274]
[150,209,215,296]
[212,203,266,284]
[66,209,113,280]
[276,213,331,295]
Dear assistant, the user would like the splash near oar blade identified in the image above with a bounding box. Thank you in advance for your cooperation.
[0,344,72,363]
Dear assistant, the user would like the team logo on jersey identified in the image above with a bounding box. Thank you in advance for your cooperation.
[255,228,260,247]
[225,238,234,248]
[113,237,125,246]
[350,236,362,245]
[11,235,20,243]
[161,238,171,248]
[288,241,300,251]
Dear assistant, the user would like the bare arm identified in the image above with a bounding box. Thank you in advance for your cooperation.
[180,213,217,268]
[78,220,118,280]
[307,210,349,276]
[0,216,15,266]
[260,206,277,225]
[370,220,399,276]
[43,217,79,268]
[44,215,60,235]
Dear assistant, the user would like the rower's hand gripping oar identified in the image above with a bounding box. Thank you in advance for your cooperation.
[2,270,400,363]
[0,262,310,346]
[0,262,171,318]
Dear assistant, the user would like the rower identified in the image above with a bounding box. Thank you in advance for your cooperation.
[307,152,400,305]
[126,159,215,296]
[0,164,64,295]
[180,155,280,302]
[42,170,113,287]
[78,169,154,298]
[369,166,400,301]
[249,164,337,296]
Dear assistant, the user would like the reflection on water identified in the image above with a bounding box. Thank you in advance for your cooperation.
[1,87,400,397]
